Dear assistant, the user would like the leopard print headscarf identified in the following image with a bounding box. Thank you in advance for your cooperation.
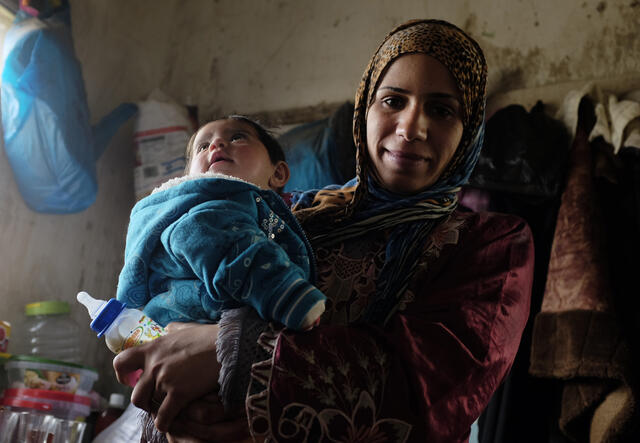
[294,19,487,242]
[353,19,487,202]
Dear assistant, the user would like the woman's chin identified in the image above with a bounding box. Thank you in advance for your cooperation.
[377,172,435,195]
[381,180,420,195]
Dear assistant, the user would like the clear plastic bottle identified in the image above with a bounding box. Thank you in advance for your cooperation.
[21,301,83,364]
[76,292,166,354]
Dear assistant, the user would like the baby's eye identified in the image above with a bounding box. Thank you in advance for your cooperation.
[381,95,405,109]
[196,142,209,152]
[230,132,247,142]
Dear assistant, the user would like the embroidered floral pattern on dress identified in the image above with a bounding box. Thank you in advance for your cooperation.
[312,214,466,322]
[398,213,466,311]
[316,391,411,442]
[247,330,412,442]
[424,214,465,259]
[314,237,386,324]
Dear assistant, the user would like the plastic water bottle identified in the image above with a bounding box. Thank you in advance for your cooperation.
[76,292,166,354]
[21,301,83,364]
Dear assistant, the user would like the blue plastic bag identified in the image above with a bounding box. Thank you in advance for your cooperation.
[1,7,137,213]
[279,101,356,192]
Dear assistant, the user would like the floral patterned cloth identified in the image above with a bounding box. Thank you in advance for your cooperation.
[247,209,534,442]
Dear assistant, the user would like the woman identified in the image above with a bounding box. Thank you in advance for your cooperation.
[114,19,534,442]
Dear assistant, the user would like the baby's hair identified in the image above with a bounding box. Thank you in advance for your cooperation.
[184,115,285,173]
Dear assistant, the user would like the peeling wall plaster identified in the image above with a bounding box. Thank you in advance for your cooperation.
[474,0,640,96]
[72,0,640,121]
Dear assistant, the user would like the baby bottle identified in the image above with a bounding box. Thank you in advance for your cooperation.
[76,292,166,354]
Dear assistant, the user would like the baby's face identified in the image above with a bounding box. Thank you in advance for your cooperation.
[189,119,276,189]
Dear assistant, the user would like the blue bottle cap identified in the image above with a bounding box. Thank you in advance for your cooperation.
[90,299,127,337]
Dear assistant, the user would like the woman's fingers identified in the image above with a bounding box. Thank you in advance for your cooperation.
[155,385,225,431]
[165,433,200,443]
[183,395,226,423]
[169,416,251,442]
[166,395,246,441]
[129,367,156,412]
[112,346,145,385]
[155,391,188,433]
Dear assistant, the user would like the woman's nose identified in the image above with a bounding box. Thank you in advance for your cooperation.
[396,105,427,142]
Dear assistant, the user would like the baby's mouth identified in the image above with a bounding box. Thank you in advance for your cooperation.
[211,152,232,164]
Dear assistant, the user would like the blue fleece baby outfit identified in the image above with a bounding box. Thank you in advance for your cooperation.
[116,173,325,330]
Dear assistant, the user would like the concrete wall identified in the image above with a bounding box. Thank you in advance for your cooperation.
[73,0,640,120]
[0,0,638,397]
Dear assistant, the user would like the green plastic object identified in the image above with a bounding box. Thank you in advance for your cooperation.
[25,301,70,316]
[8,354,98,373]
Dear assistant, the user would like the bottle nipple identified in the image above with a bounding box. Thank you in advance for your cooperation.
[76,291,106,320]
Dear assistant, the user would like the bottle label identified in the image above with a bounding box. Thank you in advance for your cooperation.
[117,315,166,353]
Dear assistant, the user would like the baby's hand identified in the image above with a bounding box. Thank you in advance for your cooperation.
[299,300,325,330]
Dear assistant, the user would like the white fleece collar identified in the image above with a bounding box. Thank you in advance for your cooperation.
[152,171,258,194]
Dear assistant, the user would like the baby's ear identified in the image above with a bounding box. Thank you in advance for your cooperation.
[269,161,290,190]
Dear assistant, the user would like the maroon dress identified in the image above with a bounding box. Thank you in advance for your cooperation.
[246,209,534,442]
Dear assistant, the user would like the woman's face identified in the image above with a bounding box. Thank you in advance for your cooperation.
[366,54,464,194]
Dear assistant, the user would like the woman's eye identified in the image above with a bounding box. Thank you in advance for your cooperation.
[427,103,456,119]
[381,96,405,109]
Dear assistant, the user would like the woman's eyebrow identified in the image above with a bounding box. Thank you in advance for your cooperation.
[377,86,410,94]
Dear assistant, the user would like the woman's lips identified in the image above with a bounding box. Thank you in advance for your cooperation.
[383,149,427,167]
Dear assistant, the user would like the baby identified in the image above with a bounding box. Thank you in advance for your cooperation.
[116,115,326,331]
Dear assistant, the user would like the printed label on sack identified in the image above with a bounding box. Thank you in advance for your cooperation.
[133,126,189,200]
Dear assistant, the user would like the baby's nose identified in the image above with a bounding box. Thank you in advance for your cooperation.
[209,137,225,150]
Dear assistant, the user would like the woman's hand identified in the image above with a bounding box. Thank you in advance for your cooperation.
[113,322,221,433]
[165,394,253,442]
